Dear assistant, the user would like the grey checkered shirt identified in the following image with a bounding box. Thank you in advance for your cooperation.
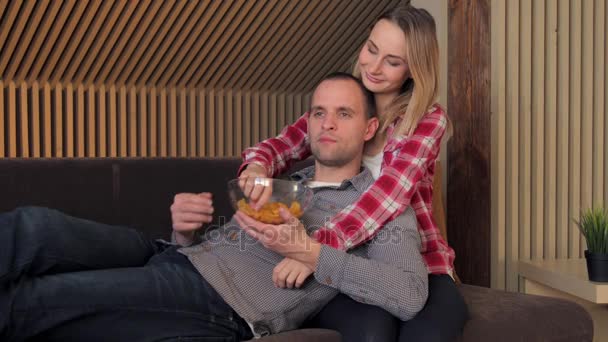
[179,166,428,337]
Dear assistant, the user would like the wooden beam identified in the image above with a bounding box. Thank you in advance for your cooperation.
[447,0,491,287]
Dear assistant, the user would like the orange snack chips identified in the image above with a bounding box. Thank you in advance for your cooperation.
[237,199,303,224]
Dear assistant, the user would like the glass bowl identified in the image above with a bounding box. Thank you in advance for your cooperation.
[227,177,314,224]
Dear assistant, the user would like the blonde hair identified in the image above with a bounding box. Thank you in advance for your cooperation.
[353,4,451,137]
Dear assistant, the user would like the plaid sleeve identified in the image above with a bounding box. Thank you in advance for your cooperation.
[313,107,448,250]
[238,112,312,177]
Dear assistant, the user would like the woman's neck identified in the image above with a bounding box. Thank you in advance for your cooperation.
[374,92,398,118]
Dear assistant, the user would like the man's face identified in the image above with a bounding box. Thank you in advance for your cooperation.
[308,79,377,167]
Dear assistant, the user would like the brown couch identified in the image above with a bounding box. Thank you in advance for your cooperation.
[0,157,593,341]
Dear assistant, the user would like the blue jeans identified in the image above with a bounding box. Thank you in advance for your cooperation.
[0,207,252,342]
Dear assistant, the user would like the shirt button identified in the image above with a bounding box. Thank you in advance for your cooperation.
[325,276,332,285]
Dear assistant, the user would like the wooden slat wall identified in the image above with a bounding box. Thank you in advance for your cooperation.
[491,0,607,291]
[0,82,309,158]
[0,0,401,158]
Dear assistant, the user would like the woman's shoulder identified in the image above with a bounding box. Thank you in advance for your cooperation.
[424,103,447,120]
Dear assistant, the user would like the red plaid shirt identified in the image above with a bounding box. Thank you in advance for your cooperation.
[239,105,455,274]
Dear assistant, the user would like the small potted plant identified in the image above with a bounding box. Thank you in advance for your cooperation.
[576,207,608,282]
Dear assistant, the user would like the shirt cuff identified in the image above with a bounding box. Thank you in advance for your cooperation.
[237,159,271,177]
[314,245,348,289]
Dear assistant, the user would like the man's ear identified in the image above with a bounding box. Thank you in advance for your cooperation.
[364,117,379,141]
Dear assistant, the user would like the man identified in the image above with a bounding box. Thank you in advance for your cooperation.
[0,73,427,341]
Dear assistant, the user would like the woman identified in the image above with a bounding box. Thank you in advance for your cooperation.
[238,4,468,341]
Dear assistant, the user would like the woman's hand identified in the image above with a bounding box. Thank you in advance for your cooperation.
[238,164,272,210]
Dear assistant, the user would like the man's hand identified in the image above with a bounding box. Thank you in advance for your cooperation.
[273,257,314,289]
[234,207,321,270]
[170,192,214,246]
[238,164,272,210]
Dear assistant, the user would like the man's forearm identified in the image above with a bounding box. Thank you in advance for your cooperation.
[171,230,196,247]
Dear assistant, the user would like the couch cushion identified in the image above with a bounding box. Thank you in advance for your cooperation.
[247,328,341,342]
[458,284,593,342]
[0,158,116,226]
[116,158,242,239]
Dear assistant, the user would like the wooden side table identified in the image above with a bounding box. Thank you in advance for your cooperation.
[519,259,608,342]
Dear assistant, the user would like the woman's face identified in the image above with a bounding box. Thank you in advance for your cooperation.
[358,19,411,96]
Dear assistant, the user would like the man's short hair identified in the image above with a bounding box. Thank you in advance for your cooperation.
[312,72,376,119]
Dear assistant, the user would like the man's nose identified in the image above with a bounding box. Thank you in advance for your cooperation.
[321,114,337,130]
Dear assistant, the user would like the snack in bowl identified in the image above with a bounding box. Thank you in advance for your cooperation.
[228,178,313,224]
[236,199,303,224]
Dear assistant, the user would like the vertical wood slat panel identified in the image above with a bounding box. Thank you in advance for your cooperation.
[216,90,224,157]
[65,83,74,157]
[278,93,286,131]
[491,0,507,290]
[188,89,196,157]
[169,88,178,157]
[118,86,127,157]
[593,0,606,207]
[159,88,167,157]
[8,82,17,157]
[261,92,269,141]
[569,0,582,258]
[225,89,233,157]
[606,0,608,211]
[580,0,594,255]
[98,85,107,157]
[252,92,259,154]
[42,83,52,158]
[244,91,252,152]
[87,84,96,157]
[520,0,532,262]
[556,0,570,259]
[30,82,41,158]
[206,89,215,157]
[128,87,137,157]
[197,88,206,157]
[108,85,117,157]
[270,93,278,138]
[505,0,520,292]
[53,84,63,157]
[544,0,557,259]
[149,87,158,157]
[529,0,542,260]
[20,82,30,157]
[139,87,148,157]
[179,88,187,157]
[491,0,607,287]
[76,84,85,157]
[235,90,243,156]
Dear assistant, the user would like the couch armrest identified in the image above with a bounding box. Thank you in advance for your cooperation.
[458,284,593,342]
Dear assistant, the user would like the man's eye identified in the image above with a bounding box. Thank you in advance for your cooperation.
[339,112,351,118]
[313,111,324,117]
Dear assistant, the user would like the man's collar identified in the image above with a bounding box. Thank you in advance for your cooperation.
[290,165,374,192]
